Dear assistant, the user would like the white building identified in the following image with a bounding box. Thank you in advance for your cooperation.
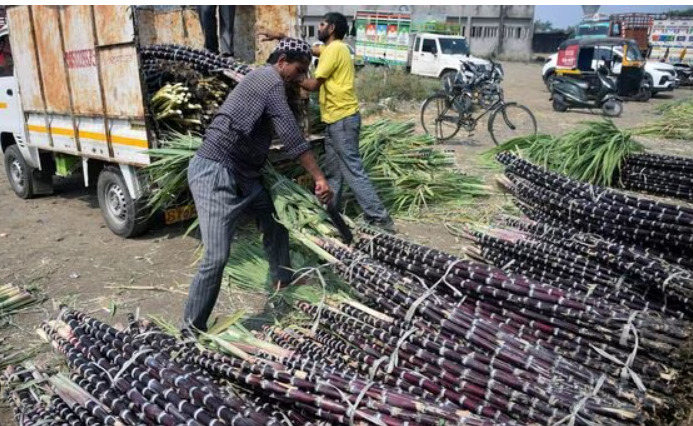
[300,5,535,60]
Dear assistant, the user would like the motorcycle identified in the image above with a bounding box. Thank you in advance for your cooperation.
[550,65,623,117]
[673,63,693,86]
[442,60,504,111]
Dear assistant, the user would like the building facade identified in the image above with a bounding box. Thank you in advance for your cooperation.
[300,5,535,60]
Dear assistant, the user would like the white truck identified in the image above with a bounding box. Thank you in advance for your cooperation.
[409,33,491,81]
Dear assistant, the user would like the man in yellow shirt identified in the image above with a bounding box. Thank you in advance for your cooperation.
[261,13,394,232]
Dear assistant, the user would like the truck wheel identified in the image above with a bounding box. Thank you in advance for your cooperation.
[97,166,149,238]
[3,145,34,199]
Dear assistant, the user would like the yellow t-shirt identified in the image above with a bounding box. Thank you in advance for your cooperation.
[314,40,359,124]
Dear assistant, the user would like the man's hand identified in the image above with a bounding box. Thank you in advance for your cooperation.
[258,29,285,42]
[314,178,333,204]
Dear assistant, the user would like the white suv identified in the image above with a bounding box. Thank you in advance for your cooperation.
[542,51,678,96]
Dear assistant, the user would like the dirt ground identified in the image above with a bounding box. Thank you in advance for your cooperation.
[1,61,693,423]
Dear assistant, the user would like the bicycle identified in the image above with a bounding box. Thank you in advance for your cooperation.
[420,79,537,146]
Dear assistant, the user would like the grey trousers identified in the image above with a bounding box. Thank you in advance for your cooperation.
[198,5,235,55]
[183,155,291,331]
[325,113,391,223]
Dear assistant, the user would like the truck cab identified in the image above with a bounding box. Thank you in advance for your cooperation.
[409,33,490,80]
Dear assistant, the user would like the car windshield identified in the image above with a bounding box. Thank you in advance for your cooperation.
[438,38,469,55]
[576,24,609,37]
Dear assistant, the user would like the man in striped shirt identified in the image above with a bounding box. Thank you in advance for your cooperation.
[183,38,332,332]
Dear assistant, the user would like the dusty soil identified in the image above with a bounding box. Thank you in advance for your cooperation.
[1,61,693,423]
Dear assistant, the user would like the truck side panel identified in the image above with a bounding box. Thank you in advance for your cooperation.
[6,7,44,113]
[99,46,145,119]
[8,5,149,166]
[93,5,135,46]
[33,6,71,113]
[137,8,204,47]
[62,6,105,116]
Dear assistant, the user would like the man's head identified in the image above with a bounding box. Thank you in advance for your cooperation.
[268,38,312,83]
[318,12,348,43]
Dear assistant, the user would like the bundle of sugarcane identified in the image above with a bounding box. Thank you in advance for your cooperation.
[636,98,693,140]
[28,308,294,426]
[496,152,693,261]
[353,230,690,386]
[357,119,489,216]
[311,238,656,424]
[140,44,252,82]
[27,307,495,425]
[187,323,494,425]
[460,216,693,319]
[620,153,693,201]
[145,132,201,214]
[143,57,231,129]
[0,283,35,315]
[0,283,39,369]
[149,83,203,132]
[484,120,644,187]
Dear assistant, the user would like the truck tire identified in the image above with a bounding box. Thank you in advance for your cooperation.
[3,145,34,199]
[97,166,149,238]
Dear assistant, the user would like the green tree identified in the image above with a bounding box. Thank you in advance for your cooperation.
[534,19,554,33]
[668,7,693,17]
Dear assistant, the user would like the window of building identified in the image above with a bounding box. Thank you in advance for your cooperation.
[305,25,315,38]
[471,26,483,38]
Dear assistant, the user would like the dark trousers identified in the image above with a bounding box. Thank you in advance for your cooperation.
[325,113,391,224]
[198,5,235,55]
[183,155,291,331]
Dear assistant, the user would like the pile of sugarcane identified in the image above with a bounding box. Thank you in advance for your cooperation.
[140,44,251,82]
[8,309,292,425]
[348,120,489,216]
[149,83,203,132]
[636,98,693,140]
[460,216,693,319]
[621,152,693,201]
[299,234,681,424]
[485,120,643,187]
[7,307,498,425]
[495,152,693,264]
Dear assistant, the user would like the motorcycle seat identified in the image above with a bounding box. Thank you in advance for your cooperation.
[561,78,590,90]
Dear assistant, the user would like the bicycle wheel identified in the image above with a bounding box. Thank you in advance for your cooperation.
[420,93,462,142]
[488,103,537,146]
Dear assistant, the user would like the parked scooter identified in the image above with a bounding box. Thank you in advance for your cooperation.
[673,63,693,86]
[550,65,623,117]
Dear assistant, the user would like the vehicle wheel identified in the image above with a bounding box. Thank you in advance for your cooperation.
[3,145,34,199]
[97,166,149,238]
[552,94,568,112]
[638,75,653,102]
[602,99,623,117]
[488,103,538,146]
[645,74,656,98]
[420,93,462,142]
[545,70,556,89]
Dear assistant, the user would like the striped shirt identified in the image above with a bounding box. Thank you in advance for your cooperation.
[196,65,310,194]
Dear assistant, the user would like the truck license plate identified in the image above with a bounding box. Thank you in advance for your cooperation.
[164,205,197,224]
